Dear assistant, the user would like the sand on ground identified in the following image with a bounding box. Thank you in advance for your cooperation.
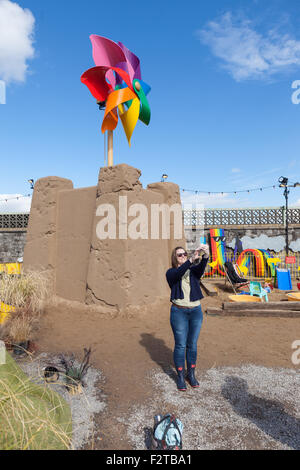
[29,280,299,449]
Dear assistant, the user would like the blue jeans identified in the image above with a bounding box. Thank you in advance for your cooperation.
[170,304,203,368]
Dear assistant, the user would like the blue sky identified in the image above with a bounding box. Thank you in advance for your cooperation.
[1,0,300,212]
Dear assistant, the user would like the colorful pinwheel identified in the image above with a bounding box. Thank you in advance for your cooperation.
[81,35,151,147]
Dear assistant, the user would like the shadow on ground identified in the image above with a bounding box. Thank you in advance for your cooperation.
[222,376,300,450]
[139,333,177,384]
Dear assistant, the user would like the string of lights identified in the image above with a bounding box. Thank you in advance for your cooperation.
[0,182,293,202]
[0,194,31,203]
[180,184,277,195]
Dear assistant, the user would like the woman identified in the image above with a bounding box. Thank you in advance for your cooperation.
[166,244,209,391]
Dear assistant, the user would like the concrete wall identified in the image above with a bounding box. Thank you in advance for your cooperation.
[23,164,186,314]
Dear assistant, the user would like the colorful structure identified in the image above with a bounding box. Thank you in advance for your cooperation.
[236,249,265,277]
[206,228,227,276]
[81,35,151,164]
[206,229,281,278]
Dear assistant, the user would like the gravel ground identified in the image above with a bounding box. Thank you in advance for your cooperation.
[121,365,300,450]
[16,354,299,450]
[18,353,106,450]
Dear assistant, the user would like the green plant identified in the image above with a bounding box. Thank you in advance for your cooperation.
[0,353,72,450]
[59,348,92,390]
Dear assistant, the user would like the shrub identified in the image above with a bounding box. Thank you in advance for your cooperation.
[0,271,49,344]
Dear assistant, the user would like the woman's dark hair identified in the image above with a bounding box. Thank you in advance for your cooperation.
[171,246,186,268]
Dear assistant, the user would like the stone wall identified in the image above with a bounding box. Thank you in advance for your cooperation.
[0,231,27,263]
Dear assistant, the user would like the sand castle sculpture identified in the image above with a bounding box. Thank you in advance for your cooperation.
[23,164,186,316]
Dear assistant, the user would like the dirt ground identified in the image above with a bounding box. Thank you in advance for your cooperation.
[32,280,300,450]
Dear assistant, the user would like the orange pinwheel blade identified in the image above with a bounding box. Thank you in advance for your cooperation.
[102,87,137,133]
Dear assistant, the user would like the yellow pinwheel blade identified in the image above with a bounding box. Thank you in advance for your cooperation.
[101,87,136,133]
[119,97,140,146]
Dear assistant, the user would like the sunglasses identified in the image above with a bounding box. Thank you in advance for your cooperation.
[213,236,226,242]
[177,252,187,258]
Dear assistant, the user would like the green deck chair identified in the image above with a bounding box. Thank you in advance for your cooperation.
[249,281,269,302]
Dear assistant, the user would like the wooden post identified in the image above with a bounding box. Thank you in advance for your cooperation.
[107,130,113,167]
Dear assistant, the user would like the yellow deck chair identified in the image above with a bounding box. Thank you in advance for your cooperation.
[0,302,15,325]
[0,263,22,275]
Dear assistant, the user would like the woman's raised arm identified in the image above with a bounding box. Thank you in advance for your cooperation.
[166,260,192,287]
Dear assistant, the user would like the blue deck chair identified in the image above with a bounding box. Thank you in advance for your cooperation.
[249,281,269,302]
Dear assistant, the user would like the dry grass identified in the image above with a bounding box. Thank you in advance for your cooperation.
[0,271,49,344]
[0,271,48,314]
[0,381,72,450]
[0,354,72,450]
[7,310,36,343]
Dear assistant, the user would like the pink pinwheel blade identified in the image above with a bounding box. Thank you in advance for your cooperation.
[118,42,141,81]
[90,35,127,89]
[90,35,126,67]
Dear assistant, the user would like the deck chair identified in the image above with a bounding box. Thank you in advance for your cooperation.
[249,281,268,302]
[223,261,250,294]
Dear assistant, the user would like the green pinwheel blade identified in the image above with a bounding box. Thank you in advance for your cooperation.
[133,80,151,125]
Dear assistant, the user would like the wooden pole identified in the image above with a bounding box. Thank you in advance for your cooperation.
[107,130,113,166]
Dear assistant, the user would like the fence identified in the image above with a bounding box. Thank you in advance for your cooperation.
[202,251,300,280]
[0,213,29,230]
[183,207,300,226]
[0,208,300,229]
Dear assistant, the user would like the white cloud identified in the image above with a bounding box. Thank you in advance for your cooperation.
[197,12,300,81]
[0,0,35,83]
[0,194,31,213]
[231,168,241,173]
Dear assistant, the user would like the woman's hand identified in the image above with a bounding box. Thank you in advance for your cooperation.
[189,250,200,263]
[196,244,210,259]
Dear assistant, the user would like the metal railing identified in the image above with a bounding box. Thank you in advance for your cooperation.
[183,207,300,226]
[0,207,300,229]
